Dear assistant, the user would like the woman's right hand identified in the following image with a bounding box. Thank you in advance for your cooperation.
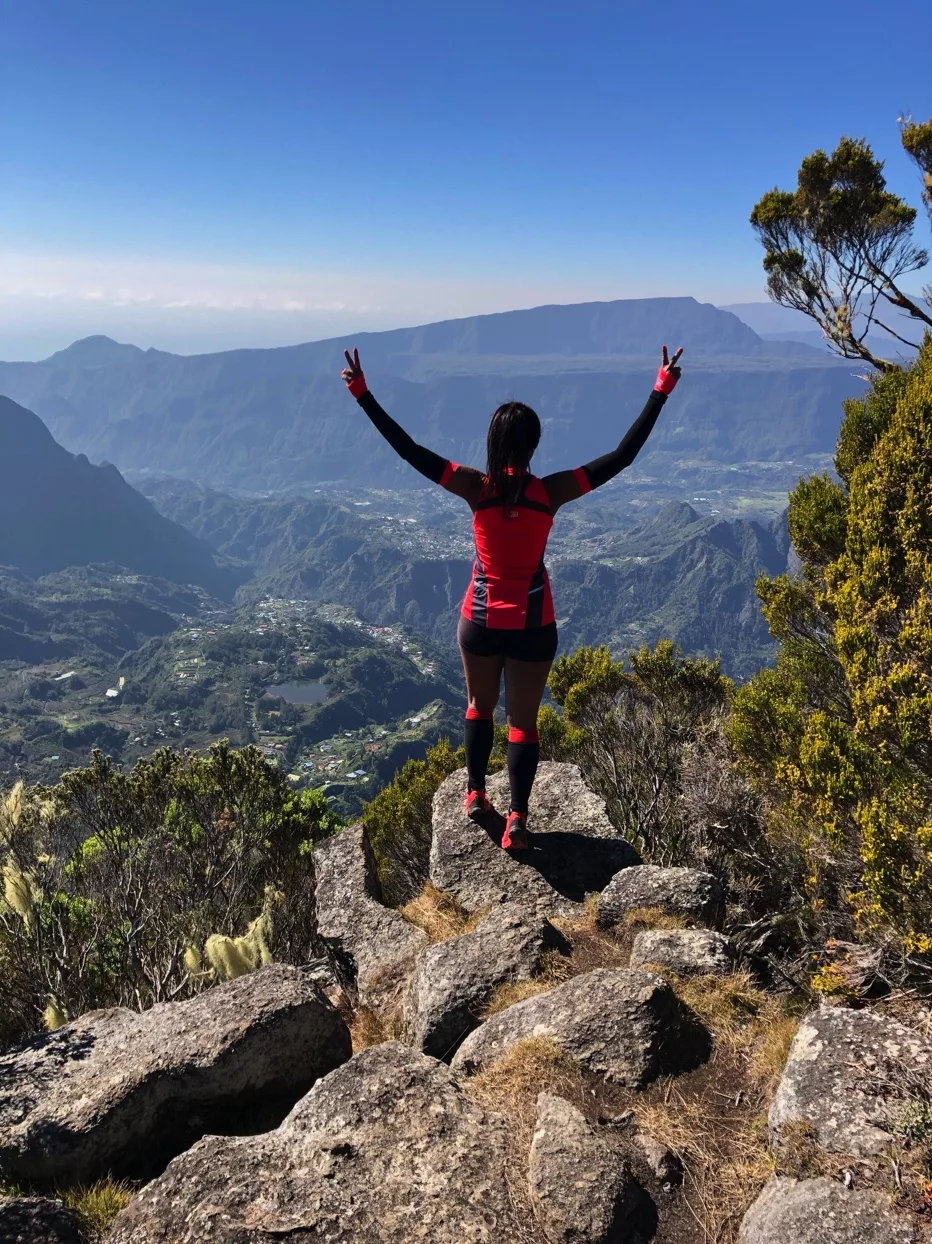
[342,347,368,398]
[654,345,684,395]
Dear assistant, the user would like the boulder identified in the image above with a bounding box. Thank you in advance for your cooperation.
[739,1177,916,1243]
[430,763,640,917]
[108,1042,524,1243]
[769,1006,932,1157]
[630,928,735,976]
[314,823,428,1009]
[452,967,709,1085]
[596,865,725,929]
[0,1197,88,1244]
[404,902,570,1059]
[0,964,351,1187]
[529,1093,638,1243]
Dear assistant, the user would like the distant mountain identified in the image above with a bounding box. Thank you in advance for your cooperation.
[722,300,923,361]
[0,298,865,493]
[0,395,243,597]
[143,479,787,678]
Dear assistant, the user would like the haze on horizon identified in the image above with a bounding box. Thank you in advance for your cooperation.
[2,0,930,360]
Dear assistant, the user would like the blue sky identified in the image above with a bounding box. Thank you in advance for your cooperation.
[2,0,930,357]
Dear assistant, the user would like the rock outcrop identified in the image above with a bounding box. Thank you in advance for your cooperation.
[430,763,640,916]
[0,1197,88,1244]
[314,823,428,1009]
[769,1006,932,1157]
[528,1093,637,1244]
[0,964,351,1187]
[452,967,709,1085]
[738,1177,916,1243]
[404,902,569,1059]
[596,864,725,929]
[630,928,735,976]
[107,1042,523,1243]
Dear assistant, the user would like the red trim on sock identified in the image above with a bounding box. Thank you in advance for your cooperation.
[466,706,494,720]
[508,727,539,744]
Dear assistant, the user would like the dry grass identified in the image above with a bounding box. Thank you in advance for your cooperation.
[479,948,573,1018]
[0,1179,133,1241]
[464,1035,584,1146]
[622,906,688,932]
[63,1181,134,1238]
[635,1083,772,1243]
[399,883,484,943]
[350,1005,403,1052]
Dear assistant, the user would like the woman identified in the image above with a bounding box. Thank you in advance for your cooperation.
[341,343,683,850]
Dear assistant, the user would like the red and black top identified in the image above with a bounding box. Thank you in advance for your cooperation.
[355,385,669,631]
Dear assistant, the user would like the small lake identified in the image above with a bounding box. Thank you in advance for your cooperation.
[265,679,328,705]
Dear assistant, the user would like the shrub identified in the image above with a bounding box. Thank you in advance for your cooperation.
[361,738,464,905]
[0,742,341,1046]
[730,340,932,956]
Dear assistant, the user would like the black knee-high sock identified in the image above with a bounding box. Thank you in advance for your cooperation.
[507,727,540,815]
[464,709,494,791]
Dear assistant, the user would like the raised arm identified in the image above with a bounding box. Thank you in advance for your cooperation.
[543,346,683,511]
[342,348,483,505]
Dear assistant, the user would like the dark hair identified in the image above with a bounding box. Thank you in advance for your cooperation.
[485,401,541,504]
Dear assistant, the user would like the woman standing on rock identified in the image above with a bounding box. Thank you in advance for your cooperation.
[342,345,684,850]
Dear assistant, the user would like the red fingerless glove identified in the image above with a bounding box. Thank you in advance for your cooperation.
[654,366,679,395]
[346,371,368,399]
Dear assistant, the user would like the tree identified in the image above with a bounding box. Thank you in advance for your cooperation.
[750,130,932,371]
[0,742,341,1045]
[730,342,932,957]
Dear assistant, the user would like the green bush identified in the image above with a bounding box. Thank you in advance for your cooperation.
[0,742,341,1046]
[361,738,465,905]
[730,340,932,954]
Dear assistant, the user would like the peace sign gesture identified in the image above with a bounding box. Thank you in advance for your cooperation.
[341,347,368,398]
[655,345,684,395]
[341,347,363,384]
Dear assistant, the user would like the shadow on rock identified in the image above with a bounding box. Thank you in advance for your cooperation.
[474,807,640,903]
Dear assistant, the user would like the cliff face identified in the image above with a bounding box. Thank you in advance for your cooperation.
[0,394,241,597]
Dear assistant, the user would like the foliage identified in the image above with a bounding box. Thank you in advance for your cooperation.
[730,341,932,955]
[750,129,932,370]
[545,641,786,916]
[361,737,466,905]
[0,742,340,1046]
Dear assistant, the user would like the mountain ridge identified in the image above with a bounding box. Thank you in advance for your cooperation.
[0,394,242,597]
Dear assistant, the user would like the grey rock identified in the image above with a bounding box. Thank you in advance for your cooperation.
[596,865,725,929]
[630,928,735,976]
[0,1197,88,1244]
[738,1177,916,1244]
[430,762,640,917]
[634,1131,684,1186]
[769,1006,932,1157]
[108,1042,523,1244]
[452,967,709,1085]
[314,823,428,1009]
[404,902,569,1059]
[529,1093,637,1243]
[0,964,351,1187]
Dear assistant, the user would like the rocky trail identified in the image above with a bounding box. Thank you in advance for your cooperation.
[1,762,930,1243]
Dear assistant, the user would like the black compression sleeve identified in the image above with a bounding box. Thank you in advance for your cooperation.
[357,390,450,485]
[581,390,667,490]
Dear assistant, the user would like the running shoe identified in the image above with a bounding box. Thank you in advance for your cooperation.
[501,810,529,851]
[464,788,492,820]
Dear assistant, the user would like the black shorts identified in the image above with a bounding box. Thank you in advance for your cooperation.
[457,616,559,663]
